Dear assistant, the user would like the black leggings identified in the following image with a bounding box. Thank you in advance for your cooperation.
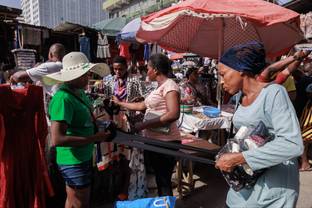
[145,141,180,196]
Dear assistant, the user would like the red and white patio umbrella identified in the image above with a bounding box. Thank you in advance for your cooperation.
[136,0,304,59]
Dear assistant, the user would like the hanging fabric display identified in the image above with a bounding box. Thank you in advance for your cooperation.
[97,33,111,58]
[144,44,151,61]
[79,35,91,60]
[0,84,53,208]
[11,49,36,70]
[21,27,41,46]
[119,42,131,60]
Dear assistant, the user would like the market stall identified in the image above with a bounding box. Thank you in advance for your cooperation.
[179,106,233,134]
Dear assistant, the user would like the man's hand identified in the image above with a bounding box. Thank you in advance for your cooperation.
[9,71,30,84]
[294,50,311,61]
[111,95,121,105]
[9,75,17,84]
[94,130,112,142]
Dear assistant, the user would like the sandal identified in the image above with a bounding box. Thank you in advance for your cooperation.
[299,166,312,172]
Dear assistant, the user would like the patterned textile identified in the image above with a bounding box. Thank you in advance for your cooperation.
[128,147,148,199]
[179,80,198,105]
[301,12,312,39]
[114,79,127,100]
[11,49,36,70]
[103,74,147,102]
[300,100,312,141]
[179,80,212,106]
[220,41,266,75]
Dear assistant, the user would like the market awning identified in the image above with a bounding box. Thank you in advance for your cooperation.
[92,17,127,36]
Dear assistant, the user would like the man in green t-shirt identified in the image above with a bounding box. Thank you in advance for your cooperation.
[45,52,111,208]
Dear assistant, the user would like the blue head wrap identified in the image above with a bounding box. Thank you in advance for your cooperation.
[220,41,266,75]
[306,83,312,93]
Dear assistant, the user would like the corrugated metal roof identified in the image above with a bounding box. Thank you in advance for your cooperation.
[53,21,94,32]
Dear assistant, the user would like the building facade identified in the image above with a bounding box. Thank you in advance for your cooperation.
[103,0,180,20]
[21,0,108,28]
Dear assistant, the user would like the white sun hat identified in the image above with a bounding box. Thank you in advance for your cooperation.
[43,52,110,85]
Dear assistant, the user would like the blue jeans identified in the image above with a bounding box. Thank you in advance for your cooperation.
[58,160,92,189]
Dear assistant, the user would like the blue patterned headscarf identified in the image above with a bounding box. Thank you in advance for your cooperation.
[220,41,266,75]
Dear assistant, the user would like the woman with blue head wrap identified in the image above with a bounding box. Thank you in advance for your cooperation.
[216,41,303,207]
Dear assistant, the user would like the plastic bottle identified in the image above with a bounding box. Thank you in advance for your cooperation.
[232,126,254,176]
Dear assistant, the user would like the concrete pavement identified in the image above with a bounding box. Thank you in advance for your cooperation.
[96,163,312,208]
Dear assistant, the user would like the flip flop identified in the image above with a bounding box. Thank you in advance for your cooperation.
[299,166,312,172]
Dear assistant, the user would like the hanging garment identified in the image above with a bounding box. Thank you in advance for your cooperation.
[144,44,151,61]
[151,44,162,55]
[21,27,41,46]
[97,33,111,58]
[42,29,50,40]
[119,42,131,60]
[0,84,53,208]
[11,49,36,70]
[14,27,21,49]
[79,36,91,60]
[301,12,312,39]
[128,148,148,200]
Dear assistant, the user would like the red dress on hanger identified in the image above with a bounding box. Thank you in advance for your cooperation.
[0,84,53,208]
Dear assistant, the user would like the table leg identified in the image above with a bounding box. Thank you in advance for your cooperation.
[188,160,194,192]
[217,129,226,146]
[176,160,182,199]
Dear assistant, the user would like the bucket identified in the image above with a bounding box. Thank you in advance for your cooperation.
[203,106,220,118]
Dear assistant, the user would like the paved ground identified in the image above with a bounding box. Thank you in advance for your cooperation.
[174,163,228,208]
[96,162,312,208]
[297,171,312,208]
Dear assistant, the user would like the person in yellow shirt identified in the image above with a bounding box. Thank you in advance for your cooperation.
[282,75,296,101]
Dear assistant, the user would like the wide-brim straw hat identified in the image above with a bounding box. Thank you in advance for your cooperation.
[43,52,110,85]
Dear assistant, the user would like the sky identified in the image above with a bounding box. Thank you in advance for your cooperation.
[0,0,21,9]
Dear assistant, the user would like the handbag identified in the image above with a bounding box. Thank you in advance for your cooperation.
[144,111,170,134]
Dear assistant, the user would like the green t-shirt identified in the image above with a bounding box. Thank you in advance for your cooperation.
[49,84,95,165]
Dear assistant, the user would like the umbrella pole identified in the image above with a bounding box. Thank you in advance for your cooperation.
[216,19,225,146]
[217,18,224,110]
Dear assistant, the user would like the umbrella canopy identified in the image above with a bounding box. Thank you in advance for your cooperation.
[93,17,127,36]
[136,0,304,58]
[117,17,141,42]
